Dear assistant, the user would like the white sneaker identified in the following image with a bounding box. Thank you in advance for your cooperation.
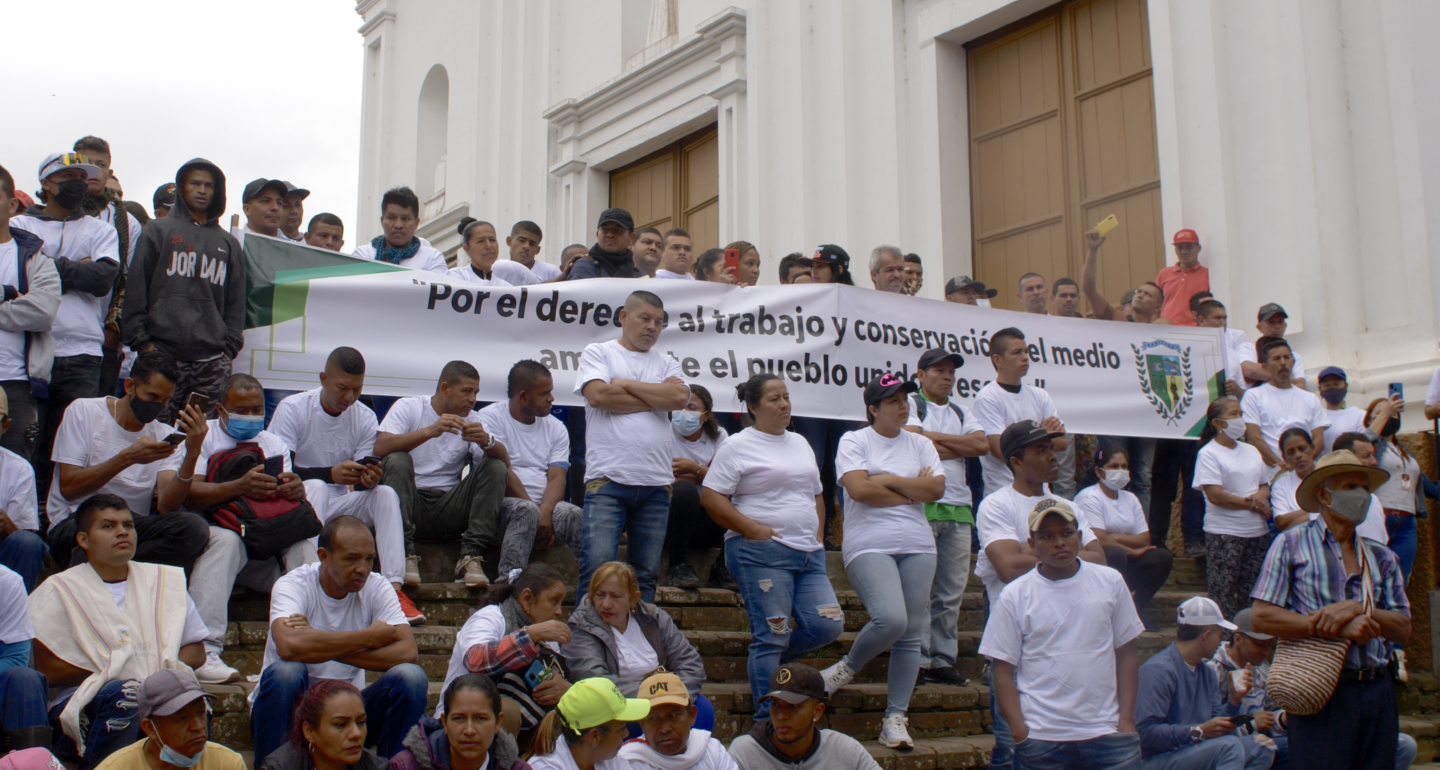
[879,713,913,750]
[404,555,422,587]
[195,651,241,684]
[819,659,856,696]
[456,556,489,588]
[1397,650,1409,683]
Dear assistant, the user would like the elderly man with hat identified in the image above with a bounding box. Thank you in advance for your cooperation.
[945,275,996,305]
[1249,450,1410,770]
[568,208,642,280]
[726,663,880,770]
[1155,229,1208,326]
[619,672,737,770]
[808,244,854,286]
[278,182,310,244]
[92,670,245,770]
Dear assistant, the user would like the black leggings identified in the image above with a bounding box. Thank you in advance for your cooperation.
[1102,545,1175,613]
[665,480,726,563]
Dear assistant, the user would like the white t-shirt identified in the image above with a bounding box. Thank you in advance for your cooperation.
[47,397,175,530]
[0,240,28,381]
[378,397,482,491]
[611,613,661,697]
[653,270,694,281]
[1428,367,1440,407]
[972,382,1060,494]
[493,259,559,285]
[978,562,1145,742]
[1193,440,1271,537]
[159,420,292,481]
[0,564,33,644]
[672,425,728,467]
[97,203,143,267]
[703,428,825,552]
[1240,383,1329,458]
[975,484,1098,604]
[438,604,559,715]
[529,740,630,770]
[477,403,570,502]
[835,427,944,567]
[444,265,512,286]
[269,388,379,497]
[0,446,39,531]
[906,395,981,508]
[1073,484,1147,537]
[259,562,407,696]
[12,214,120,357]
[574,340,686,486]
[351,237,448,274]
[1322,406,1366,454]
[104,578,210,646]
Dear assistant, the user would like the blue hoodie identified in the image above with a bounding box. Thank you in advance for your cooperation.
[1136,642,1239,757]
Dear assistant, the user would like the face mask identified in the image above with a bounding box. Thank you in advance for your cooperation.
[146,720,206,768]
[1381,419,1401,438]
[1102,469,1130,491]
[1323,486,1372,524]
[1218,418,1247,441]
[671,410,702,436]
[53,178,88,210]
[129,396,165,425]
[224,412,265,441]
[1321,388,1347,406]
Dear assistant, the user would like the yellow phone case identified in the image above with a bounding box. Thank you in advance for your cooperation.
[1095,214,1119,236]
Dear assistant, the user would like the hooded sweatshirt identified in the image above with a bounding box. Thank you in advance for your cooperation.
[567,244,640,280]
[0,228,60,387]
[122,158,245,362]
[726,720,879,770]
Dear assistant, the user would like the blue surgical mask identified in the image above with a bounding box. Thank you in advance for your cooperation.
[223,412,265,441]
[148,724,206,768]
[671,410,702,436]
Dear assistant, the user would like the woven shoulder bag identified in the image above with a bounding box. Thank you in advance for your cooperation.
[1266,541,1375,715]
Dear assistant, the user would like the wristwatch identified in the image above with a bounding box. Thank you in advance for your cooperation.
[1190,725,1204,743]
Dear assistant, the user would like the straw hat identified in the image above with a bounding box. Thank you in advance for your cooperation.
[1296,450,1390,513]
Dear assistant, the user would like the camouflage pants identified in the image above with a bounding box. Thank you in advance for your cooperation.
[158,355,231,424]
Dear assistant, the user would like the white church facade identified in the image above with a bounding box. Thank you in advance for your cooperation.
[353,0,1440,415]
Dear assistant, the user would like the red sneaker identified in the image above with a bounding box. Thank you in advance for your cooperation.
[396,588,426,625]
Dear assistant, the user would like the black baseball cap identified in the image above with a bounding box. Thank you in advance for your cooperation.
[1000,420,1064,463]
[862,372,918,406]
[153,183,176,208]
[812,244,850,267]
[1257,303,1288,322]
[596,207,634,231]
[764,663,827,705]
[281,181,310,200]
[242,178,288,204]
[945,275,997,298]
[917,348,963,370]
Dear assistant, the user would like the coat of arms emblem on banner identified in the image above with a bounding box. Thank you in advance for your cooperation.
[1132,340,1193,425]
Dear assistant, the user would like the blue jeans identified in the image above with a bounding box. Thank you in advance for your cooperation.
[50,679,140,770]
[0,529,47,591]
[726,538,843,721]
[0,666,49,731]
[580,480,671,602]
[992,679,1017,769]
[843,551,936,716]
[1016,732,1142,769]
[1385,514,1416,580]
[922,521,972,669]
[1141,735,1273,770]
[250,661,429,765]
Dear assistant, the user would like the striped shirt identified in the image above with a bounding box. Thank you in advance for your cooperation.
[1250,518,1409,669]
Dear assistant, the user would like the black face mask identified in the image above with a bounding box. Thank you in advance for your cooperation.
[1321,387,1347,406]
[1382,418,1401,438]
[129,396,165,425]
[52,178,88,210]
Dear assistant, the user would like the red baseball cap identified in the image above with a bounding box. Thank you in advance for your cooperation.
[1172,229,1200,244]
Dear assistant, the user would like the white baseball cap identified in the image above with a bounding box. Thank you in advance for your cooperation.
[1176,596,1237,630]
[38,153,100,184]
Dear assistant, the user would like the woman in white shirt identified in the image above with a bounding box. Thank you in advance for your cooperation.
[663,385,733,591]
[1193,396,1273,622]
[819,374,944,751]
[1073,445,1173,620]
[524,678,649,770]
[699,373,842,724]
[1364,396,1421,579]
[1269,427,1320,531]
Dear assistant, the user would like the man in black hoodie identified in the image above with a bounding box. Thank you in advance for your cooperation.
[122,159,244,424]
[567,208,641,280]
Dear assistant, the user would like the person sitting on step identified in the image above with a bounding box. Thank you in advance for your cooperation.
[660,385,734,591]
[0,562,49,754]
[29,494,208,770]
[389,673,531,770]
[726,663,881,770]
[376,360,509,588]
[619,672,737,770]
[523,678,649,770]
[92,669,247,770]
[248,515,428,765]
[260,679,388,770]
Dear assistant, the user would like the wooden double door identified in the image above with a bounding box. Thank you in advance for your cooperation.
[609,125,719,252]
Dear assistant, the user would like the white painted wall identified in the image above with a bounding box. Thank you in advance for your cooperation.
[356,0,1440,425]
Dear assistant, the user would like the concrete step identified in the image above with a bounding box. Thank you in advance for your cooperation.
[862,735,995,769]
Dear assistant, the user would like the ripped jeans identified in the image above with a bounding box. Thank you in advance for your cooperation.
[726,537,844,721]
[50,679,141,770]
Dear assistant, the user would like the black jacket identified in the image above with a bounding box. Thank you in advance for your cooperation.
[260,742,388,770]
[568,244,640,279]
[122,158,245,361]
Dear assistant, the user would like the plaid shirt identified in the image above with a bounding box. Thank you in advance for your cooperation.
[464,627,542,676]
[1251,518,1409,669]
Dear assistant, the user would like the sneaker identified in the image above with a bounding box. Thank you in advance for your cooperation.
[706,561,740,592]
[1397,650,1409,683]
[819,659,856,696]
[396,588,426,624]
[195,650,241,684]
[664,561,702,590]
[915,668,929,689]
[1184,541,1206,559]
[925,665,969,687]
[456,556,489,588]
[404,555,422,587]
[879,713,914,750]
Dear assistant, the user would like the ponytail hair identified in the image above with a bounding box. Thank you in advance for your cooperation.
[688,384,720,441]
[1198,397,1238,447]
[734,373,782,426]
[525,708,614,761]
[481,562,565,609]
[457,216,495,246]
[290,679,363,750]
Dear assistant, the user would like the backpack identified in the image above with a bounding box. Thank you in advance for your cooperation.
[910,393,965,425]
[204,442,322,560]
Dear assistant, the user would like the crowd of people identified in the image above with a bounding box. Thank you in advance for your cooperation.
[0,139,1429,770]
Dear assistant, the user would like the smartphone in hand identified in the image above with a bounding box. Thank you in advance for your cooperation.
[724,248,740,275]
[359,456,382,467]
[263,455,285,478]
[185,392,210,414]
[163,433,186,445]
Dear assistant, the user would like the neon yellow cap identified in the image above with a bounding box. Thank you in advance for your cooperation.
[557,678,651,733]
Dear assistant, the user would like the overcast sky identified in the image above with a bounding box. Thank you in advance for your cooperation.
[1,1,362,243]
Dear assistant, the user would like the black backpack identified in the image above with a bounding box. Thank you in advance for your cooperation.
[204,443,322,560]
[910,393,965,425]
